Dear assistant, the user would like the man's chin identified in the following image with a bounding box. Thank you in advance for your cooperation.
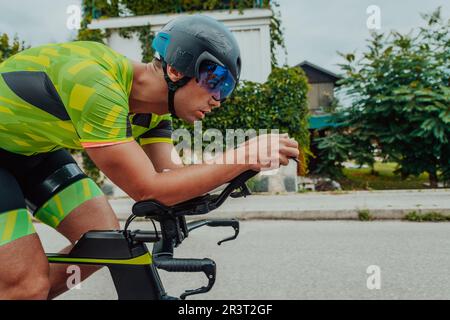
[176,111,204,123]
[191,114,205,123]
[180,115,200,124]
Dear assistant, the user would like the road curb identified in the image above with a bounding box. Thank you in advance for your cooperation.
[203,208,450,221]
[108,208,450,222]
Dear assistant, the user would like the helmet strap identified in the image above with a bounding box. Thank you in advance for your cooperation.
[162,61,191,119]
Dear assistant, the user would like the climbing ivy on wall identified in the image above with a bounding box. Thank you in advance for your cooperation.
[77,0,286,65]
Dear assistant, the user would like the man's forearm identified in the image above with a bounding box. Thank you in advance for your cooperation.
[87,141,256,206]
[137,146,256,205]
[140,161,251,205]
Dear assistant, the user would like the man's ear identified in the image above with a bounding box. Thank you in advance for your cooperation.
[166,65,184,82]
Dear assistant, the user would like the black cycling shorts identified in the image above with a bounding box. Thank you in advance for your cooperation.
[0,148,103,246]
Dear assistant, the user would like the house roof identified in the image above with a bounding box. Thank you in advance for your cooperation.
[296,60,342,85]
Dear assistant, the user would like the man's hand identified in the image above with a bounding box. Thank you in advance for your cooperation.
[237,133,299,171]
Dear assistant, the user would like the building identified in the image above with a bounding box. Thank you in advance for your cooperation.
[296,60,341,115]
[88,8,273,83]
[296,61,344,174]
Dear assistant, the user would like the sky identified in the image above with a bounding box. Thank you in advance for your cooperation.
[0,0,448,74]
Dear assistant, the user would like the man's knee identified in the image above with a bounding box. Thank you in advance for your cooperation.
[6,272,51,300]
[0,234,51,300]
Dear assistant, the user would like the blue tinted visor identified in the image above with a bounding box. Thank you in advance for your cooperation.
[197,62,237,102]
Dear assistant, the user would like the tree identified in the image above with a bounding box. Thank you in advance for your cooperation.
[317,8,449,187]
[0,33,27,63]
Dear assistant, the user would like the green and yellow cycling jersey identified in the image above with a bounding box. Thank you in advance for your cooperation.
[0,41,172,155]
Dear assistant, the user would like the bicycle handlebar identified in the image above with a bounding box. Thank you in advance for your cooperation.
[154,257,215,273]
[132,170,259,218]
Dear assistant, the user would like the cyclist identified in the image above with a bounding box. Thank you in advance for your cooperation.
[0,15,299,299]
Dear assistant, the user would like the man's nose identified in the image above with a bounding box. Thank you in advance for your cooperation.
[210,98,221,109]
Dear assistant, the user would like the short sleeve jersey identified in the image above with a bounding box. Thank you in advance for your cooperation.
[0,41,172,155]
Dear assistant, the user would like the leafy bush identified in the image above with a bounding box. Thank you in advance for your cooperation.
[358,210,373,221]
[405,211,450,222]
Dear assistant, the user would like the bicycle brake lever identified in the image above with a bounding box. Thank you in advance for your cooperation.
[186,219,240,245]
[153,257,216,300]
[207,219,240,245]
[180,261,216,299]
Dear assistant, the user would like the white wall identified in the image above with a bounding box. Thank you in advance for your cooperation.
[89,9,272,83]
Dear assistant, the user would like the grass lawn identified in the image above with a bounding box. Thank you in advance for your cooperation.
[338,162,431,190]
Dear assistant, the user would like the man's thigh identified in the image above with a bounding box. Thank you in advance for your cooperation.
[56,195,119,244]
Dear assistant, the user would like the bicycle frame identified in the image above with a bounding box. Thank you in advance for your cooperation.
[47,230,167,300]
[46,170,259,300]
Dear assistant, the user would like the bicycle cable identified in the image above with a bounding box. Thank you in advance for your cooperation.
[123,214,137,233]
[148,217,160,241]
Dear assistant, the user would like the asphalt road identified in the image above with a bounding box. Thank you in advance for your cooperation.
[34,220,450,300]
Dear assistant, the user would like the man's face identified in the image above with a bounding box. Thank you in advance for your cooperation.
[174,77,221,123]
